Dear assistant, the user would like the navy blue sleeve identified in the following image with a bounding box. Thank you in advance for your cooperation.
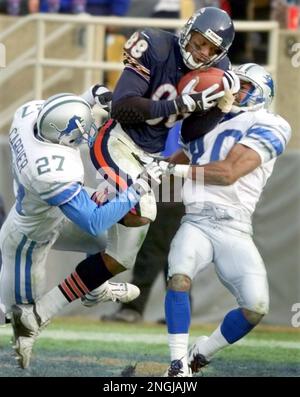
[113,68,149,102]
[112,29,178,122]
[59,188,140,236]
[112,69,177,122]
[181,107,225,143]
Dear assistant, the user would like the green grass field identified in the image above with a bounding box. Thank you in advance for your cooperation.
[0,318,299,377]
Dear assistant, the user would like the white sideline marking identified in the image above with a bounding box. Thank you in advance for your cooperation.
[0,327,299,349]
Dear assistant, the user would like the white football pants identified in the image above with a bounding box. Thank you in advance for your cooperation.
[168,214,269,314]
[0,211,106,315]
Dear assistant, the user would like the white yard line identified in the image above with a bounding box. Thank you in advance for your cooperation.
[0,327,299,349]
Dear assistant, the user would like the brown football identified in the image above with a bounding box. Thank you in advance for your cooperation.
[177,67,225,94]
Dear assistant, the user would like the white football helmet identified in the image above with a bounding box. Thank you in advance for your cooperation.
[36,93,97,147]
[232,63,275,113]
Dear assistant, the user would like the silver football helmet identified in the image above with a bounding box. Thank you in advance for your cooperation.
[36,93,97,147]
[232,63,275,113]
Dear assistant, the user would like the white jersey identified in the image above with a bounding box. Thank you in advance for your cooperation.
[9,100,84,242]
[182,109,291,217]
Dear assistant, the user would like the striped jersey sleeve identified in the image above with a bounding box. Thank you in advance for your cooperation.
[239,116,291,163]
[38,181,82,206]
[123,31,151,83]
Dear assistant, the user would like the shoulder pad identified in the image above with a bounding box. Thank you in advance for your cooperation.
[140,28,175,63]
[14,100,44,121]
[255,110,291,134]
[215,55,230,71]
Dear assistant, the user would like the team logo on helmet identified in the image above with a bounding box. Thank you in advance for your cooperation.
[50,115,84,138]
[264,74,274,98]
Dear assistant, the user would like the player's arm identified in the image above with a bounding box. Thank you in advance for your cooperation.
[168,149,189,165]
[59,187,140,237]
[163,119,290,184]
[180,71,240,142]
[58,164,162,236]
[181,107,225,143]
[111,67,178,123]
[190,144,261,185]
[112,70,225,124]
[160,144,261,186]
[97,65,233,126]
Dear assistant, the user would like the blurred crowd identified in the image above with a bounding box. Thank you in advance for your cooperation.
[0,0,299,31]
[1,1,298,65]
[0,0,131,15]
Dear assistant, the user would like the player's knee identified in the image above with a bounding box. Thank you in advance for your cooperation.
[242,307,267,325]
[168,274,191,291]
[121,213,151,227]
[241,286,269,323]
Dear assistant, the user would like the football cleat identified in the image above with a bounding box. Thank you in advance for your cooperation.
[11,304,49,369]
[188,336,211,373]
[81,281,140,307]
[163,359,192,377]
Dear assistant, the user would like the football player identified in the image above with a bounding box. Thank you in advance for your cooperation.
[0,92,162,368]
[85,7,239,305]
[160,63,291,376]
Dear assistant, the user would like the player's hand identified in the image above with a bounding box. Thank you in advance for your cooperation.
[91,187,109,206]
[133,162,163,195]
[158,160,174,175]
[181,77,199,95]
[223,70,240,94]
[80,84,112,111]
[158,160,190,178]
[92,84,112,112]
[174,83,224,114]
[217,73,239,113]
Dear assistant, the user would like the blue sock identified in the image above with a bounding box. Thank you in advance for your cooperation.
[221,308,255,344]
[165,290,191,334]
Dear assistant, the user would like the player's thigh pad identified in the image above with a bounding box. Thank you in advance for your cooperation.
[105,223,150,269]
[212,228,269,314]
[105,127,157,221]
[168,221,213,279]
[0,215,53,310]
[53,219,107,254]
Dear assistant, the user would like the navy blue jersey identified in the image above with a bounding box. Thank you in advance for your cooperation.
[112,28,230,154]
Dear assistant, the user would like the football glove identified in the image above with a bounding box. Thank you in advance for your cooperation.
[91,187,109,206]
[217,71,240,114]
[174,83,224,114]
[81,84,112,112]
[223,70,240,94]
[133,162,163,195]
[92,84,112,111]
[159,160,190,179]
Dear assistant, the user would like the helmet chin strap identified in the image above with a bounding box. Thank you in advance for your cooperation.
[183,50,204,70]
[181,43,221,70]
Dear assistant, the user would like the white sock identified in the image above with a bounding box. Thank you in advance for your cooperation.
[196,326,229,359]
[36,287,69,323]
[168,333,189,368]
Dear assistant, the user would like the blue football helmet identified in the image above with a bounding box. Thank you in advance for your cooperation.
[179,7,235,70]
[232,63,275,113]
